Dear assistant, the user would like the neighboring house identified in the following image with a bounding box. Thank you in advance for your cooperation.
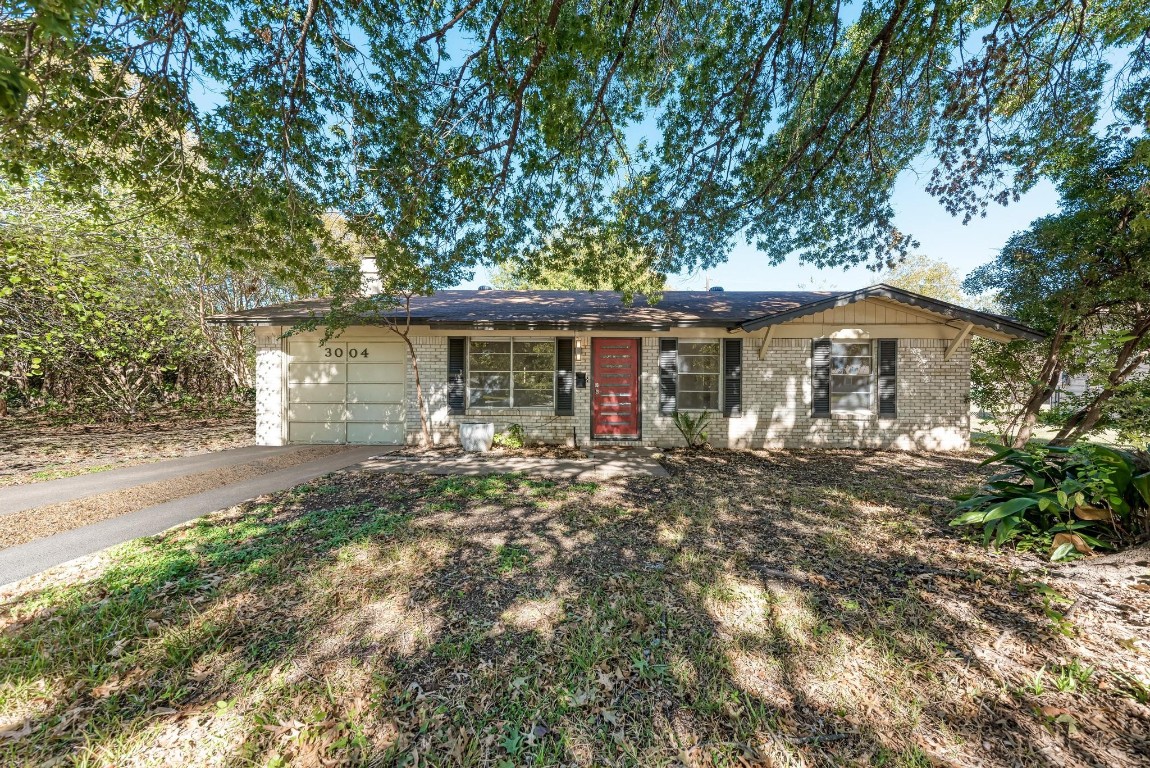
[1050,372,1087,407]
[1049,367,1150,407]
[211,284,1042,451]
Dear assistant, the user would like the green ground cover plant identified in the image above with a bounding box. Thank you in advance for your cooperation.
[950,443,1150,560]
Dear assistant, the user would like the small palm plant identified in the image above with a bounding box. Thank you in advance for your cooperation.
[671,411,710,449]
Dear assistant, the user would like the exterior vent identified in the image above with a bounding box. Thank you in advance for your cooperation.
[709,286,724,292]
[477,285,493,291]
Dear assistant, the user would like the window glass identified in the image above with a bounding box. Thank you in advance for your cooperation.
[678,340,721,411]
[830,341,873,411]
[468,339,554,407]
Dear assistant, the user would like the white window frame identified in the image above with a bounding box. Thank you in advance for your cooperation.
[830,340,875,414]
[466,337,556,410]
[676,339,723,412]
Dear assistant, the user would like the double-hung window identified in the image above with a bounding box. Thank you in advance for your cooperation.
[677,340,721,411]
[468,338,555,408]
[830,341,873,412]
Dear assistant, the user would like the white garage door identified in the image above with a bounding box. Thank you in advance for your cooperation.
[285,340,406,444]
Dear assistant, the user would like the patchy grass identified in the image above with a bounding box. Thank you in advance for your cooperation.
[1,450,1148,766]
[493,544,533,574]
[28,463,118,483]
[0,413,254,487]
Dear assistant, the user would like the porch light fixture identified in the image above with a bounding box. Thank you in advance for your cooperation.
[575,336,587,361]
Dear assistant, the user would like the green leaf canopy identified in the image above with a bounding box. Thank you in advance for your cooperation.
[3,1,1148,286]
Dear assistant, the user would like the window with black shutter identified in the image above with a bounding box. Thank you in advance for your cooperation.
[723,338,742,417]
[877,338,897,418]
[555,338,574,416]
[811,338,831,417]
[659,339,677,414]
[830,340,874,411]
[447,337,466,414]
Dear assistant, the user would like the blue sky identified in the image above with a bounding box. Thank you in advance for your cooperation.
[183,17,1068,295]
[458,169,1061,292]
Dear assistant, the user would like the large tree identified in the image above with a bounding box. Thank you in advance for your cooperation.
[2,1,1147,292]
[491,232,667,295]
[965,123,1150,447]
[879,254,965,303]
[0,179,322,419]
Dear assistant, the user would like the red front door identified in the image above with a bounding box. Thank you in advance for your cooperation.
[591,338,641,438]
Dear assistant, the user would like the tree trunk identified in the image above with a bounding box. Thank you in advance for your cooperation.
[1050,393,1114,445]
[1049,318,1150,445]
[398,333,431,446]
[411,344,431,446]
[1012,327,1069,447]
[387,295,430,446]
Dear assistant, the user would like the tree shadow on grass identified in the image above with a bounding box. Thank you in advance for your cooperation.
[1,453,1147,766]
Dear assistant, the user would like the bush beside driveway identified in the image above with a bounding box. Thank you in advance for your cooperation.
[0,450,1147,766]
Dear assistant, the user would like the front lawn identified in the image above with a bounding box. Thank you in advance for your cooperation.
[1,451,1147,766]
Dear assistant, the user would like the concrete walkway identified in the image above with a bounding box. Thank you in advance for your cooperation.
[1,445,318,516]
[0,447,382,586]
[359,451,669,481]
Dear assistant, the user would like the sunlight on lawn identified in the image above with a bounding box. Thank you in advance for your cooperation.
[1,453,1147,767]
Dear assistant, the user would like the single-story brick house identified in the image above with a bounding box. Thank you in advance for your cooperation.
[212,285,1042,451]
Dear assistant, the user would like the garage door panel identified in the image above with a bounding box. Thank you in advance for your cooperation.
[288,342,343,362]
[286,402,346,422]
[288,362,345,384]
[346,422,405,445]
[287,383,345,404]
[346,383,403,403]
[347,363,403,384]
[346,403,405,422]
[288,422,347,443]
[285,339,405,445]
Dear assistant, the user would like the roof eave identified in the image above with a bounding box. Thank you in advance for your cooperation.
[207,315,738,331]
[737,284,1046,342]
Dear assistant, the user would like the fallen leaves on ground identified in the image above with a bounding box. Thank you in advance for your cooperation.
[0,411,255,487]
[0,448,1147,767]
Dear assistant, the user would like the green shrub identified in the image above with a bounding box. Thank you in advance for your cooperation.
[671,411,710,449]
[492,423,526,449]
[950,442,1150,561]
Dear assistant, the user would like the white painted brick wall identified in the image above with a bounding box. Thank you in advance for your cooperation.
[405,336,589,446]
[254,330,286,446]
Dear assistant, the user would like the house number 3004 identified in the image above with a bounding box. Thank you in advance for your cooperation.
[323,347,369,359]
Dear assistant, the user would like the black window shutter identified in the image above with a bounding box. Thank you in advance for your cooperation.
[723,338,742,417]
[811,338,831,418]
[448,337,466,415]
[659,338,678,415]
[878,338,897,418]
[555,338,574,416]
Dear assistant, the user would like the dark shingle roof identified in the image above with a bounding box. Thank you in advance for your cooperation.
[210,290,836,330]
[209,285,1044,341]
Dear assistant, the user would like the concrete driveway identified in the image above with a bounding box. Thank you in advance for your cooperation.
[0,445,384,586]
